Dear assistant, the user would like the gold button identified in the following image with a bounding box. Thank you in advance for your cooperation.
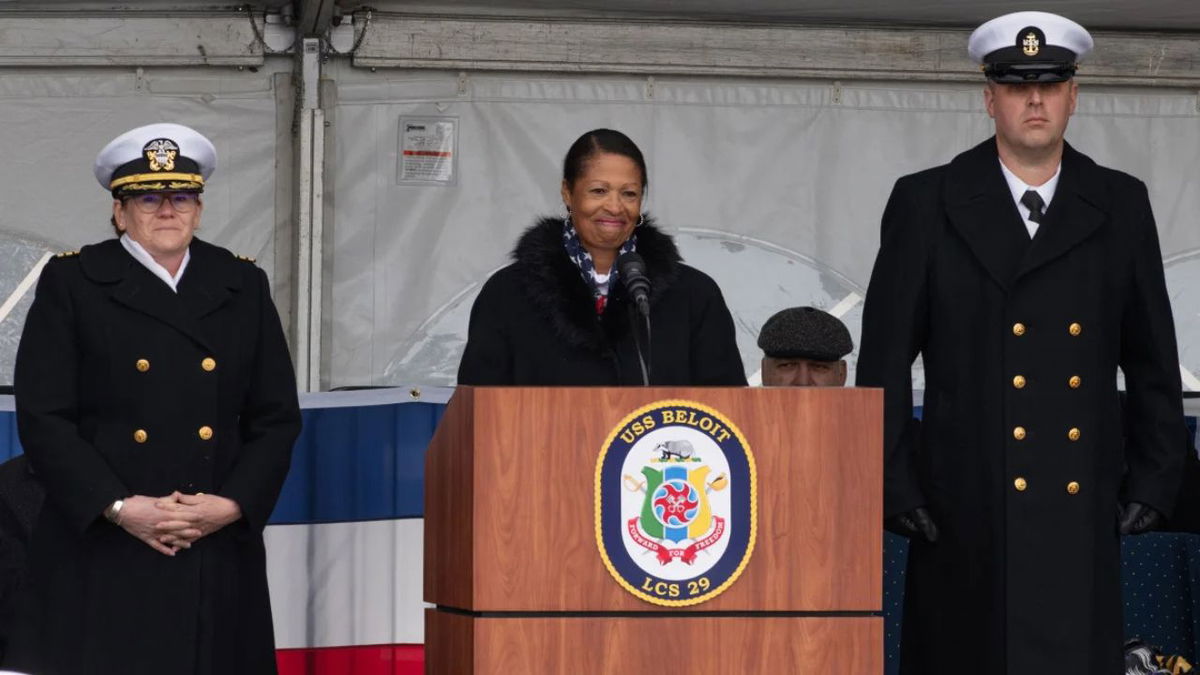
[133,429,148,443]
[1012,322,1026,336]
[1068,427,1081,441]
[135,359,150,372]
[201,357,216,372]
[1068,322,1082,336]
[198,426,214,441]
[1014,477,1027,491]
[1068,375,1081,389]
[1013,426,1026,441]
[1012,375,1026,389]
[1066,481,1080,495]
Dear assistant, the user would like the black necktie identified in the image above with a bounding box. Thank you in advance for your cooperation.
[1020,189,1046,224]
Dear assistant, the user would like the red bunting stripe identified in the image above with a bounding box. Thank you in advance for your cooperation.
[277,644,424,675]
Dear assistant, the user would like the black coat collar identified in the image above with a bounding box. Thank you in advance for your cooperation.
[944,137,1109,289]
[1018,142,1108,279]
[79,237,244,350]
[512,216,682,354]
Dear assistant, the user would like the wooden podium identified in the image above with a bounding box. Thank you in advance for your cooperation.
[425,387,882,674]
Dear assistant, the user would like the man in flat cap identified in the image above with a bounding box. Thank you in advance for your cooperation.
[4,123,301,675]
[758,306,852,387]
[857,11,1185,674]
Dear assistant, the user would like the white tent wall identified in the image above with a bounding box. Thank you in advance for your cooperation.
[325,64,1200,390]
[0,63,294,386]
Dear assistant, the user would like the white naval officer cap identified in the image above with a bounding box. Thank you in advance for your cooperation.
[968,11,1094,83]
[93,123,217,197]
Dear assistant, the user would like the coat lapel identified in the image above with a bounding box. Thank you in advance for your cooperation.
[110,264,215,352]
[81,238,242,352]
[178,239,242,321]
[944,138,1032,291]
[1015,143,1108,281]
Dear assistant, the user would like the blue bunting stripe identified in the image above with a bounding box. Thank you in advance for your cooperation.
[269,401,443,524]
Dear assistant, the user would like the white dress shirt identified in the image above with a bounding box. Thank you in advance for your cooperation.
[999,159,1061,239]
[120,233,190,292]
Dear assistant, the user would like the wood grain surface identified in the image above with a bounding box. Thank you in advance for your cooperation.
[426,611,882,675]
[425,387,476,609]
[424,609,474,675]
[426,387,882,612]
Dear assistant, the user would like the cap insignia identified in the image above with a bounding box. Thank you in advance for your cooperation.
[143,138,179,172]
[1022,31,1040,57]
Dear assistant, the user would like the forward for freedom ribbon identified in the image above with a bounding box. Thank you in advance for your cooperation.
[626,517,726,565]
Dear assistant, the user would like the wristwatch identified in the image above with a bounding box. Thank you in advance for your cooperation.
[104,499,126,525]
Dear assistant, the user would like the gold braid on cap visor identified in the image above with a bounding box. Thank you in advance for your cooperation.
[110,172,205,190]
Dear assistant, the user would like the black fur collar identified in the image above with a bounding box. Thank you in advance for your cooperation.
[512,215,682,354]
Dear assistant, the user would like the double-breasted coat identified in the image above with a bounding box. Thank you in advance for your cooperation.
[5,238,301,675]
[857,139,1185,674]
[457,217,747,387]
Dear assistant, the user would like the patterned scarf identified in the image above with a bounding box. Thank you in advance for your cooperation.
[562,215,638,314]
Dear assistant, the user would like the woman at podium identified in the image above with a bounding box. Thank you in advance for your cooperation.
[458,128,746,386]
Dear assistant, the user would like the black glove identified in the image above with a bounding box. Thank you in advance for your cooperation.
[885,506,939,543]
[1118,502,1162,536]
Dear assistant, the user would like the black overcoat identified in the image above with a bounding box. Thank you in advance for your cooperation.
[857,139,1185,674]
[4,238,301,675]
[458,217,747,386]
[0,455,41,662]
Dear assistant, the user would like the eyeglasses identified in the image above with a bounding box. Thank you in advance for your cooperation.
[124,192,200,214]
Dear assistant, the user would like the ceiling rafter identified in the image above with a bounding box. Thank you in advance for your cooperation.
[296,0,336,37]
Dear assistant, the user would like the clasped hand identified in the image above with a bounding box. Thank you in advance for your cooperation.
[116,492,242,556]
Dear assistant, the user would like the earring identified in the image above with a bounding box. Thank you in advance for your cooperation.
[636,213,645,227]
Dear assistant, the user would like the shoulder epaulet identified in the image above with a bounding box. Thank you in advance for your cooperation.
[55,250,79,258]
[235,254,257,264]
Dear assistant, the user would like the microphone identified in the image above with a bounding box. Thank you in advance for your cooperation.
[616,252,651,317]
[616,252,652,385]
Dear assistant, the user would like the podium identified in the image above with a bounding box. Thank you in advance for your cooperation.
[425,387,882,673]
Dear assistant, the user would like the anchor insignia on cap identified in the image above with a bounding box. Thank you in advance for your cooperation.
[144,138,179,172]
[1022,32,1040,57]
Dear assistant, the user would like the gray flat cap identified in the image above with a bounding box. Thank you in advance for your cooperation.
[757,307,853,361]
